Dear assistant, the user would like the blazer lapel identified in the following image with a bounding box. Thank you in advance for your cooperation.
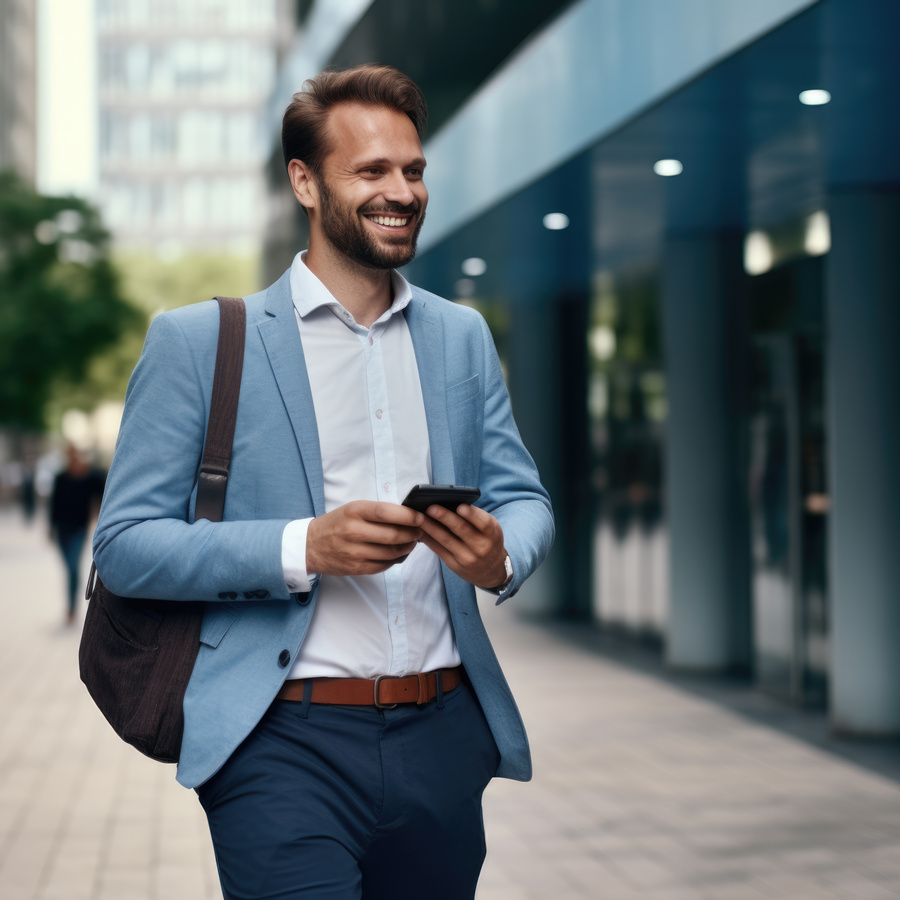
[257,273,326,517]
[405,290,455,485]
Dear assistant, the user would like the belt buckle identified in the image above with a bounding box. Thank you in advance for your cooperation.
[373,675,398,709]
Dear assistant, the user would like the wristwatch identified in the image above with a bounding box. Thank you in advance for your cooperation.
[490,554,514,593]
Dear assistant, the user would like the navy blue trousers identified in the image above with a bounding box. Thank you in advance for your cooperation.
[57,529,86,616]
[196,676,501,899]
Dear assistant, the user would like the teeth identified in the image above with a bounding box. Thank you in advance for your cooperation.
[369,215,409,227]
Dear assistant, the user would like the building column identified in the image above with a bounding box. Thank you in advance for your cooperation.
[826,188,900,735]
[504,287,592,619]
[661,233,751,670]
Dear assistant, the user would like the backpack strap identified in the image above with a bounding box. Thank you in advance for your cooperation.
[194,296,246,523]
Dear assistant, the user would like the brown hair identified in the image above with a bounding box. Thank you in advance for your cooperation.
[282,64,428,175]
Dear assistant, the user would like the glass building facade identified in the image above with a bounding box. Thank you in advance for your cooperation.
[267,0,900,735]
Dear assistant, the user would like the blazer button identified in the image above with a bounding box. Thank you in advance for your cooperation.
[294,592,310,606]
[278,649,291,668]
[217,591,237,600]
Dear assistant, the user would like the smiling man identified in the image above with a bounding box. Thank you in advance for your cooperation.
[93,65,554,900]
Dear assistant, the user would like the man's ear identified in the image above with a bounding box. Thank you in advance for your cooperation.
[287,159,318,212]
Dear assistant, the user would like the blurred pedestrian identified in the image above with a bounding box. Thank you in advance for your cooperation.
[93,64,553,899]
[50,445,105,626]
[19,459,37,523]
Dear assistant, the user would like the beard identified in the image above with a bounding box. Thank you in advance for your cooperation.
[318,178,425,270]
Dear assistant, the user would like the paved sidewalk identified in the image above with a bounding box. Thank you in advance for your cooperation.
[1,507,899,899]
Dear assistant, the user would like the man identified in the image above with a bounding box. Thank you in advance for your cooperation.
[50,444,104,626]
[93,64,553,900]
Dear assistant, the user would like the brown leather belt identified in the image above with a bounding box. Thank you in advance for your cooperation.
[276,667,462,709]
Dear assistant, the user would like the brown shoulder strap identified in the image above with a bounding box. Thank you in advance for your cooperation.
[194,296,246,523]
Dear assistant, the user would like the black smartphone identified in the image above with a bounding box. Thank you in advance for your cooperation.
[401,484,481,513]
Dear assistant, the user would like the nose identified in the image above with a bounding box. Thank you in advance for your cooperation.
[382,169,417,206]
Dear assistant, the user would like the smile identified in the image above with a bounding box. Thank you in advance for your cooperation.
[365,214,412,228]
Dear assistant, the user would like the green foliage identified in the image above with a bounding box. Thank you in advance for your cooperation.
[47,249,263,415]
[0,170,144,430]
[112,249,262,317]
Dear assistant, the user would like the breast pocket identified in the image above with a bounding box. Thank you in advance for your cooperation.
[446,374,479,409]
[446,375,483,485]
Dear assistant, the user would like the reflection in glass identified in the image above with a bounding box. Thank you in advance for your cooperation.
[589,265,668,637]
[748,256,828,704]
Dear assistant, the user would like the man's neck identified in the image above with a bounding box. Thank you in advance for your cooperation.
[305,244,394,328]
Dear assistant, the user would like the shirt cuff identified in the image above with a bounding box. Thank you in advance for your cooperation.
[282,518,317,594]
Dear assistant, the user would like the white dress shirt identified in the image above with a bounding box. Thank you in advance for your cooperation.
[280,251,461,680]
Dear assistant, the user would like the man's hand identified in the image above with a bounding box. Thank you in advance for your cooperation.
[417,504,508,589]
[307,500,424,576]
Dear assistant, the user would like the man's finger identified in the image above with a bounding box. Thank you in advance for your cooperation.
[418,515,468,556]
[423,504,478,537]
[359,522,422,545]
[353,500,424,527]
[361,540,419,561]
[424,504,498,546]
[454,503,495,530]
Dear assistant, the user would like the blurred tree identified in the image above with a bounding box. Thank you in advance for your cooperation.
[45,249,262,427]
[0,170,143,431]
[48,250,262,420]
[112,250,262,318]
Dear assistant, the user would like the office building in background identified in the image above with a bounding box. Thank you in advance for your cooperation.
[0,0,37,185]
[97,0,292,252]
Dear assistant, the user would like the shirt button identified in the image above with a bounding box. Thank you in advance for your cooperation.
[375,409,383,419]
[369,336,374,345]
[383,482,390,493]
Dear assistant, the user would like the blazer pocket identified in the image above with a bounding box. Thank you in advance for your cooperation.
[446,374,479,409]
[446,375,484,486]
[199,604,241,649]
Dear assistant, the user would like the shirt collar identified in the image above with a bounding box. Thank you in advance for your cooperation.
[289,250,413,325]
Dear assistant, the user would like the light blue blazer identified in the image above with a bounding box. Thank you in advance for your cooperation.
[93,269,554,789]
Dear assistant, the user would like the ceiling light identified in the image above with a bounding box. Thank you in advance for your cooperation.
[804,211,831,256]
[799,89,831,106]
[461,257,487,277]
[744,231,774,276]
[542,213,569,230]
[653,159,683,177]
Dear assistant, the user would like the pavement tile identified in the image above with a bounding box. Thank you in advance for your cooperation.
[3,509,900,899]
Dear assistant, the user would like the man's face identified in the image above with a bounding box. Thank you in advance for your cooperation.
[312,103,428,270]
